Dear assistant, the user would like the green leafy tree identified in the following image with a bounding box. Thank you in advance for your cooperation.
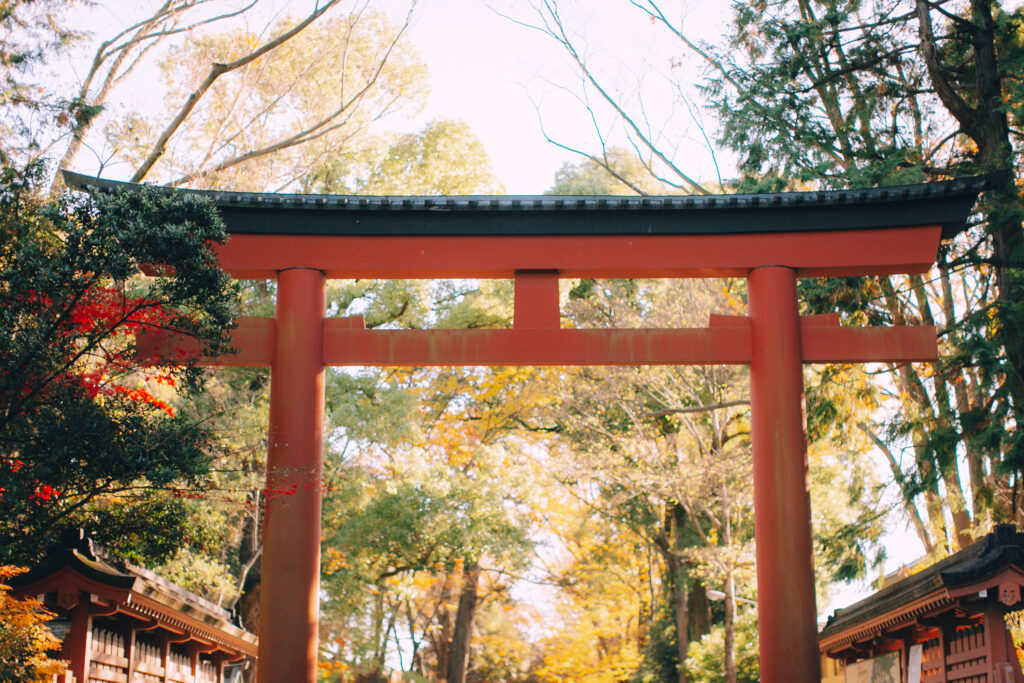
[697,0,1024,552]
[683,609,759,683]
[0,159,239,564]
[357,119,503,195]
[305,118,502,196]
[311,277,547,682]
[546,147,673,195]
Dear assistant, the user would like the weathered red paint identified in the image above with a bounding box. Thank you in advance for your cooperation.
[748,266,820,683]
[514,270,560,329]
[140,316,936,367]
[212,226,941,280]
[257,267,325,683]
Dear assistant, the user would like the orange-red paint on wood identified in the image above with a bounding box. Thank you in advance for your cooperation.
[138,320,937,367]
[749,266,821,683]
[257,268,324,683]
[211,226,942,280]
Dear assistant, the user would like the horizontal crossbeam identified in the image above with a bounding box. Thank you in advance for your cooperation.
[212,226,942,280]
[137,316,937,367]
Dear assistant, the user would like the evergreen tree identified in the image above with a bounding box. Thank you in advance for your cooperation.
[703,0,1023,550]
[0,159,239,564]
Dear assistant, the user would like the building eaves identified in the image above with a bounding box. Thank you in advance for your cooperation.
[818,525,1024,649]
[10,529,255,647]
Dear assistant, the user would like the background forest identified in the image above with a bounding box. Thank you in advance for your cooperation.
[0,1,1022,682]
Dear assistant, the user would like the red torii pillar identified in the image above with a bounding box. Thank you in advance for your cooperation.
[749,266,819,681]
[140,226,947,683]
[260,267,325,683]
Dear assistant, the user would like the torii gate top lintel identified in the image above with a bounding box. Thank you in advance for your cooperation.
[63,170,1004,279]
[61,169,1005,683]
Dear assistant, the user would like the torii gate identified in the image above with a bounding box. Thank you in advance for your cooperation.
[66,171,998,683]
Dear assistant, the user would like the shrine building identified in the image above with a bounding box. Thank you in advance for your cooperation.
[10,529,258,683]
[820,524,1024,683]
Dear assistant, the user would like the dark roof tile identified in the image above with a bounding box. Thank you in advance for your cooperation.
[61,169,1009,239]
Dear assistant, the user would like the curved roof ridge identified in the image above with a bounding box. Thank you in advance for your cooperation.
[61,169,1009,207]
[61,169,1008,239]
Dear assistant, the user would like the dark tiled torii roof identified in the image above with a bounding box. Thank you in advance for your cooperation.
[818,524,1024,650]
[62,170,1009,239]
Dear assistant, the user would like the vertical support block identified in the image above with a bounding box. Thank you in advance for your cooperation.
[514,270,560,329]
[188,643,200,682]
[748,266,820,683]
[257,267,326,683]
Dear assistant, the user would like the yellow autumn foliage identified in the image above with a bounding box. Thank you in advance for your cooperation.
[0,566,67,683]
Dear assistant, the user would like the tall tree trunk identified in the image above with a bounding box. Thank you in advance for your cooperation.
[446,560,480,683]
[429,578,453,681]
[722,482,737,683]
[920,0,1023,527]
[667,553,689,683]
[723,568,737,683]
[687,579,711,643]
[370,585,387,676]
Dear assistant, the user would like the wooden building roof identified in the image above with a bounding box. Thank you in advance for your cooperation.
[819,524,1024,654]
[11,529,257,658]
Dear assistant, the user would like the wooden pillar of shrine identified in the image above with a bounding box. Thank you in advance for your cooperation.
[748,266,821,683]
[64,594,92,683]
[257,267,326,683]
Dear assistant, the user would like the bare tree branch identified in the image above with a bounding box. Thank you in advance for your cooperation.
[51,0,259,192]
[503,1,711,194]
[130,0,345,182]
[644,400,750,420]
[167,5,415,187]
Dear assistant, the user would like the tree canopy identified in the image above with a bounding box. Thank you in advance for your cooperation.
[0,158,239,564]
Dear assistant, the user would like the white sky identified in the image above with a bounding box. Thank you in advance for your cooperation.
[400,0,734,193]
[401,0,575,193]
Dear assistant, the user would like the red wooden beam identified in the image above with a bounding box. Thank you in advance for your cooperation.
[322,325,753,366]
[211,226,942,280]
[137,317,274,366]
[138,316,937,367]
